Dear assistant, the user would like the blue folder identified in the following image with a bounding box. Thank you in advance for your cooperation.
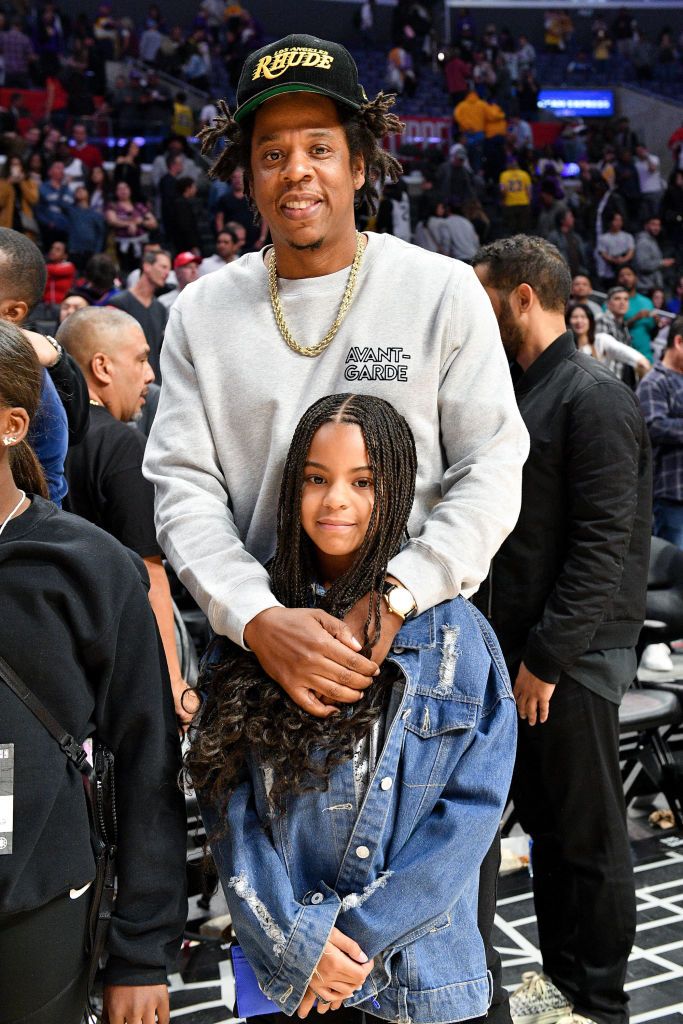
[232,944,280,1018]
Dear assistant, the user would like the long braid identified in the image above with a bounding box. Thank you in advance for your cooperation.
[185,395,417,820]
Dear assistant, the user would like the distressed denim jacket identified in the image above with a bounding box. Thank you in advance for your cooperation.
[205,597,516,1023]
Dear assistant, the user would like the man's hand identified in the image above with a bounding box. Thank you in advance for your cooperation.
[171,678,200,732]
[244,607,379,719]
[513,662,556,726]
[21,328,60,368]
[103,983,169,1023]
[297,927,373,1018]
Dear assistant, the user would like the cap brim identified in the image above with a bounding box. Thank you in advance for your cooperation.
[234,82,362,123]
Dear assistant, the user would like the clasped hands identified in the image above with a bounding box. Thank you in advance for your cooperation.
[297,926,374,1018]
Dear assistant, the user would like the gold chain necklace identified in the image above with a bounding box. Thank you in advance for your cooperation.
[267,232,366,358]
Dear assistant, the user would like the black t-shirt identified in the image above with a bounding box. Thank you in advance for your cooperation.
[107,290,168,382]
[64,405,162,558]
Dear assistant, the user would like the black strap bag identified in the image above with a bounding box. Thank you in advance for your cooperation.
[0,653,117,1019]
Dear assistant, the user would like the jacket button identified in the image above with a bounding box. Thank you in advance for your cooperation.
[356,845,370,859]
[380,777,393,791]
[311,892,324,904]
[393,646,405,654]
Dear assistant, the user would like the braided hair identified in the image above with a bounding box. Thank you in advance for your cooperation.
[185,394,417,818]
[198,94,404,216]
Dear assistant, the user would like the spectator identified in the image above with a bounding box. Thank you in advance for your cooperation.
[632,30,656,81]
[635,144,665,220]
[59,291,90,322]
[570,274,602,318]
[434,143,477,207]
[617,265,655,361]
[569,301,649,380]
[105,180,158,277]
[635,216,676,294]
[499,154,532,234]
[197,227,236,277]
[0,20,36,88]
[517,33,536,73]
[87,164,111,215]
[43,241,76,305]
[139,17,163,63]
[150,136,200,188]
[413,198,450,255]
[536,185,566,241]
[376,178,411,241]
[507,113,533,157]
[615,149,641,229]
[666,274,683,315]
[68,122,103,172]
[483,99,507,183]
[59,305,190,724]
[66,184,106,273]
[637,316,683,546]
[108,249,170,380]
[78,253,120,306]
[171,90,194,137]
[215,166,267,251]
[113,140,142,202]
[614,116,639,153]
[158,152,184,238]
[443,202,480,261]
[596,285,635,358]
[444,47,471,105]
[548,208,587,278]
[454,88,487,172]
[517,68,539,120]
[661,170,683,250]
[596,210,635,289]
[0,155,39,240]
[36,158,73,248]
[473,235,649,1024]
[159,251,200,309]
[170,177,202,254]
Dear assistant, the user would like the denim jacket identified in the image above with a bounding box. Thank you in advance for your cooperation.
[205,597,516,1023]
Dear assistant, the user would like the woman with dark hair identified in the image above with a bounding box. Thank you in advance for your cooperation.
[186,393,516,1024]
[113,139,143,202]
[86,163,112,215]
[0,322,186,1023]
[568,300,650,378]
[105,180,158,275]
[0,156,39,239]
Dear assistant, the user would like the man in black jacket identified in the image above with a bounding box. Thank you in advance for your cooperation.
[473,236,651,1024]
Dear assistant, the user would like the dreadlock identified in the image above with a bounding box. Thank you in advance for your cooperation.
[198,93,404,216]
[184,394,417,821]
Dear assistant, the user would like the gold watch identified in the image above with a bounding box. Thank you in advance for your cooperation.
[382,582,417,622]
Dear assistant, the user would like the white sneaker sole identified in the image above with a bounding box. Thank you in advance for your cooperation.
[511,1008,572,1024]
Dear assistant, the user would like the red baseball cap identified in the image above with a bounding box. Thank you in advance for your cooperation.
[173,251,201,270]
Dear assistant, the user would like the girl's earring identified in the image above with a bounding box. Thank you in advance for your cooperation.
[2,437,16,446]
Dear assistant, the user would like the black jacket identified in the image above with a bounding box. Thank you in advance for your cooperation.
[474,332,652,683]
[0,497,187,985]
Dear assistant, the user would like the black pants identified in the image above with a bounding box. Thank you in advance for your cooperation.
[478,832,512,1024]
[0,888,90,1024]
[252,1009,483,1024]
[511,675,636,1024]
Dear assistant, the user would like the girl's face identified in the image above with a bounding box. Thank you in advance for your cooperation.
[300,422,375,581]
[116,181,130,201]
[92,166,104,185]
[569,307,590,336]
[652,289,664,309]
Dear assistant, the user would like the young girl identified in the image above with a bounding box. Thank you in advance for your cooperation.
[568,301,650,380]
[187,393,516,1024]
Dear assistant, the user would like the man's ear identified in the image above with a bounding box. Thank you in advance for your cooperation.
[352,153,366,192]
[514,283,534,315]
[90,352,113,386]
[0,298,29,324]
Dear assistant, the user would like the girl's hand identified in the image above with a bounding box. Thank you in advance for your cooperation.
[297,929,373,1018]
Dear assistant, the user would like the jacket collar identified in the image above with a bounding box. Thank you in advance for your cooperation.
[393,606,437,649]
[513,330,576,398]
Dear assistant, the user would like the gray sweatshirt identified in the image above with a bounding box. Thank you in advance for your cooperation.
[143,232,529,645]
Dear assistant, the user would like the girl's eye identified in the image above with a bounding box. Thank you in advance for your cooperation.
[312,145,329,156]
[264,150,281,162]
[354,478,374,489]
[305,474,325,485]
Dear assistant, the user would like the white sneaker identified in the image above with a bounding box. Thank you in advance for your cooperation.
[509,972,572,1024]
[555,1014,599,1024]
[640,643,674,672]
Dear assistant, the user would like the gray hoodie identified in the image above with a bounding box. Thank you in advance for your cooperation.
[143,232,529,645]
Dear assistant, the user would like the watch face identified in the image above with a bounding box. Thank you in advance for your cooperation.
[390,587,416,617]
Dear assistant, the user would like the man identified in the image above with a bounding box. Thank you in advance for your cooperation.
[58,306,190,725]
[595,211,634,290]
[169,176,202,254]
[634,144,664,220]
[499,154,532,234]
[144,33,529,1022]
[570,274,601,318]
[0,19,35,88]
[595,285,634,349]
[454,87,487,172]
[535,185,566,241]
[198,227,238,275]
[434,143,477,207]
[159,152,184,239]
[108,249,170,381]
[444,202,480,261]
[472,235,651,1024]
[547,208,587,278]
[68,122,103,172]
[150,135,199,188]
[36,159,74,248]
[215,166,268,250]
[59,291,89,322]
[617,265,655,361]
[126,242,178,290]
[634,216,676,294]
[160,251,200,308]
[637,316,683,547]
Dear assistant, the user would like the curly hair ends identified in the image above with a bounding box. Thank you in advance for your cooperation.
[197,93,405,216]
[184,394,417,825]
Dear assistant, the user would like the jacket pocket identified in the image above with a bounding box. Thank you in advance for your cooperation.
[404,696,477,738]
[400,697,476,790]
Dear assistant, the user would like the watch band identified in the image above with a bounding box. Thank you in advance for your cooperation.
[381,581,417,621]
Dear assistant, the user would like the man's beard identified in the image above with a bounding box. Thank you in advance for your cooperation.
[498,294,525,362]
[288,237,324,251]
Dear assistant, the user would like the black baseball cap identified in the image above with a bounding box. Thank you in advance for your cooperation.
[234,34,367,124]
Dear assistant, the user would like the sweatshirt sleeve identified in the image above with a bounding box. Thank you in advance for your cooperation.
[388,266,530,611]
[143,308,282,647]
[86,565,188,986]
[47,351,90,444]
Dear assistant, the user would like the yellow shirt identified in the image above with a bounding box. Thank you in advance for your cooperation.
[499,169,532,207]
[454,93,487,134]
[172,103,194,138]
